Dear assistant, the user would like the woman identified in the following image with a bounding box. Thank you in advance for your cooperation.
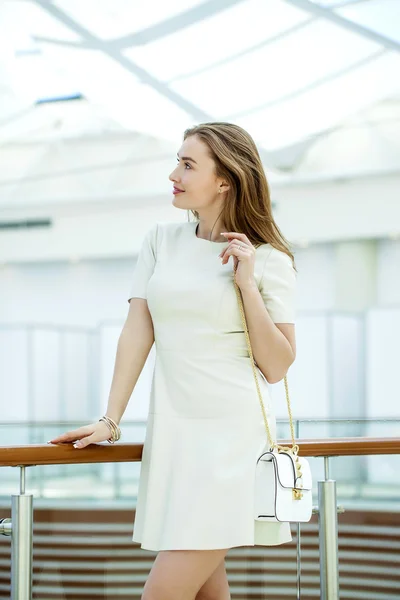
[49,122,297,600]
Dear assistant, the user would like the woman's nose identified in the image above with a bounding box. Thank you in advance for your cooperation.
[169,168,179,183]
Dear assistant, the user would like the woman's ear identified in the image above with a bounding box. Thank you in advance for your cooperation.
[218,181,230,194]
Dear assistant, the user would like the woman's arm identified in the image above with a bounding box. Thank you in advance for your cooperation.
[105,298,154,424]
[219,232,296,385]
[240,284,296,384]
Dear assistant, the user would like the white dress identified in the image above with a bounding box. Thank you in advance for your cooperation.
[128,220,297,552]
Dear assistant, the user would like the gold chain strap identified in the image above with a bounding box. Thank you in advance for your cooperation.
[233,263,298,455]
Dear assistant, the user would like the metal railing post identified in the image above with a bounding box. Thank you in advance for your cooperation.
[295,419,301,600]
[318,457,339,599]
[11,466,33,600]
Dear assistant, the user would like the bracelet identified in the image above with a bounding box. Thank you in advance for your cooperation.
[99,416,121,444]
[100,416,121,444]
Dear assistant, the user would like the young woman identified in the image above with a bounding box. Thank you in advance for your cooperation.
[49,122,297,600]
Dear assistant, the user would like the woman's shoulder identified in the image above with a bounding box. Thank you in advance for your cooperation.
[256,243,296,279]
[142,220,191,253]
[259,243,292,262]
[158,220,191,243]
[156,220,190,234]
[142,220,188,239]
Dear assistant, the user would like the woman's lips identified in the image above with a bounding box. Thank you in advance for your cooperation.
[173,187,184,195]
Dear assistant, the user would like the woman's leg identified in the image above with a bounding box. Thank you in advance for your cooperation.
[195,558,231,600]
[141,548,229,600]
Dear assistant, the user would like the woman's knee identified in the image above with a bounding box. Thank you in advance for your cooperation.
[141,549,229,600]
[195,559,231,600]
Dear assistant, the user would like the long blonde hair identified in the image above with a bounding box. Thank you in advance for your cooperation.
[184,122,296,269]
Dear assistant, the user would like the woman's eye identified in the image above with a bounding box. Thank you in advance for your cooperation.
[175,159,191,169]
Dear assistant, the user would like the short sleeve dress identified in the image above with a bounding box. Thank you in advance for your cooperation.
[128,220,296,552]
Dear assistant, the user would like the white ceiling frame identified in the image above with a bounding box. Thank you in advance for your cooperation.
[34,0,211,121]
[107,0,246,49]
[329,0,373,7]
[227,48,385,119]
[33,0,302,169]
[33,0,245,50]
[30,0,399,171]
[168,17,316,85]
[285,0,400,53]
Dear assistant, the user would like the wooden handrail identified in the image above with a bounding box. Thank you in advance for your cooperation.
[0,437,399,467]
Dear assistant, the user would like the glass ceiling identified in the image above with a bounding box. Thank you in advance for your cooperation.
[1,0,399,152]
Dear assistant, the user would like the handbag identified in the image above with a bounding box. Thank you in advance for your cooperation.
[233,263,312,523]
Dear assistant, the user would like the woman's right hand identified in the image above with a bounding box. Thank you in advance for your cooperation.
[48,420,113,449]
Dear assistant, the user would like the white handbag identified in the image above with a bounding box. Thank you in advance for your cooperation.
[233,263,313,523]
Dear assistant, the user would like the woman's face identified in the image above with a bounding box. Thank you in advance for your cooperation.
[169,135,224,211]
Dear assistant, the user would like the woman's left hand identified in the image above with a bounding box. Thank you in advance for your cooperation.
[219,232,257,291]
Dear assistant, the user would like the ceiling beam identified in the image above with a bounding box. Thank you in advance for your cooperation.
[285,0,400,53]
[33,0,245,50]
[112,0,246,49]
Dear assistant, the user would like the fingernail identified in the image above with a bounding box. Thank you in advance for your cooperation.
[73,443,79,449]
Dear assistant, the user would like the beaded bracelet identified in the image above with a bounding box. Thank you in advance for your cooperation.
[99,415,121,444]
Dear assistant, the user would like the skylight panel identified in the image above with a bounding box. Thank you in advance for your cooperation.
[124,0,310,82]
[238,52,400,150]
[1,0,82,44]
[40,42,192,142]
[9,51,80,104]
[170,18,381,117]
[40,43,140,102]
[337,0,400,44]
[53,0,205,39]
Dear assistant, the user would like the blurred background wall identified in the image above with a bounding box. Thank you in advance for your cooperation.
[1,0,400,426]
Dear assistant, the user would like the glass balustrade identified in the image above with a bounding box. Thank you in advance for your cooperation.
[1,421,399,599]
